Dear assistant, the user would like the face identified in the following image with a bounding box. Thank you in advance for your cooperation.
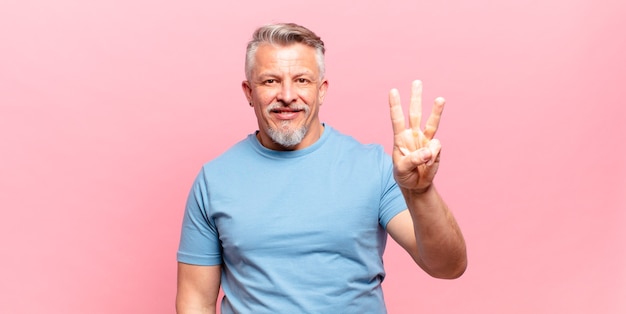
[242,43,328,151]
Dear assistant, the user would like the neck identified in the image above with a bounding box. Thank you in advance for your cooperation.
[258,123,324,151]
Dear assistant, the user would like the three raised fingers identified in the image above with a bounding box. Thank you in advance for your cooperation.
[389,80,445,143]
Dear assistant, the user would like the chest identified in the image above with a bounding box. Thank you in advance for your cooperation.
[207,159,384,260]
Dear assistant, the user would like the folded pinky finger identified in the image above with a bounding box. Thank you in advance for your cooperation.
[427,139,442,166]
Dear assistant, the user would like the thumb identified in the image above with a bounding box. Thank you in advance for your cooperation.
[412,148,432,165]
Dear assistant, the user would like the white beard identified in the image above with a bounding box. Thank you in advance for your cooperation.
[266,121,308,147]
[265,103,311,147]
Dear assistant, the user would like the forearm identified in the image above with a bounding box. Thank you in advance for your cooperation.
[402,184,467,279]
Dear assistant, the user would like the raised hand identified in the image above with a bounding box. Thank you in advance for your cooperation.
[389,80,445,193]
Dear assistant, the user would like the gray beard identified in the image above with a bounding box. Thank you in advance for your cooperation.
[265,103,310,147]
[266,121,308,147]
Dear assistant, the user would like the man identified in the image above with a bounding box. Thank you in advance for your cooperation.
[176,23,466,313]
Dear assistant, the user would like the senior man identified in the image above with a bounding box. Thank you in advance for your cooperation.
[176,22,467,313]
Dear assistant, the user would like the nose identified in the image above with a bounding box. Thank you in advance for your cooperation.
[277,81,297,104]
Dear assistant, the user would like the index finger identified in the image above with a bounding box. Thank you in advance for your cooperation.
[389,88,406,136]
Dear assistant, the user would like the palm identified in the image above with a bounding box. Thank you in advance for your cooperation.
[389,80,444,192]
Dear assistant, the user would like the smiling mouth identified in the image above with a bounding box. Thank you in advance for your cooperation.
[267,104,308,120]
[271,107,303,113]
[272,109,302,120]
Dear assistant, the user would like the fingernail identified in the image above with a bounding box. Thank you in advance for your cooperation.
[427,156,435,166]
[420,149,432,163]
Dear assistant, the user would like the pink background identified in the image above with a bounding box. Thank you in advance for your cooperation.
[1,0,624,313]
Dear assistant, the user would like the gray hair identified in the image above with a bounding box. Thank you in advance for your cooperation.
[245,23,326,81]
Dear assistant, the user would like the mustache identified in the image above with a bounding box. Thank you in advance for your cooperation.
[266,103,310,113]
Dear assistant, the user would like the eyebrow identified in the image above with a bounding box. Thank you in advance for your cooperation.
[256,70,316,80]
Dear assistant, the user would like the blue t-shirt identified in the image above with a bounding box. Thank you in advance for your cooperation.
[178,125,407,313]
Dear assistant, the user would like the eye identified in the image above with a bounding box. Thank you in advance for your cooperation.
[264,79,277,85]
[296,78,310,84]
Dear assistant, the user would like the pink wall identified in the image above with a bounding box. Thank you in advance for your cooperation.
[1,0,624,313]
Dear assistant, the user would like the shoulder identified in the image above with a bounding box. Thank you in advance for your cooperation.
[198,134,257,177]
[325,125,389,160]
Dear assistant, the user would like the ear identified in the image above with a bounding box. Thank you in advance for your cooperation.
[241,80,253,104]
[318,79,329,105]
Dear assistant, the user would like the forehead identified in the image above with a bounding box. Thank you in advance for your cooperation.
[253,43,318,74]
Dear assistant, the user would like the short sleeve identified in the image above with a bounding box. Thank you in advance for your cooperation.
[378,150,408,229]
[176,167,223,265]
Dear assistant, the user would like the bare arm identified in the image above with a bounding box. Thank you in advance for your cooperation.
[387,190,466,279]
[176,263,221,314]
[386,80,467,279]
